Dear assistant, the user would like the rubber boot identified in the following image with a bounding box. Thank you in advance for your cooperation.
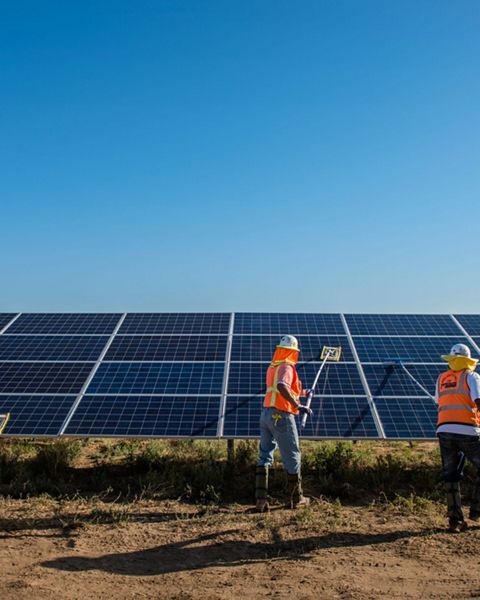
[446,482,466,532]
[254,466,269,512]
[287,473,310,509]
[469,478,480,521]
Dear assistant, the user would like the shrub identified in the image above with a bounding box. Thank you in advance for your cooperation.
[31,440,82,478]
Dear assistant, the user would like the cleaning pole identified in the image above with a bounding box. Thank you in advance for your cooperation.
[383,358,435,401]
[301,346,342,428]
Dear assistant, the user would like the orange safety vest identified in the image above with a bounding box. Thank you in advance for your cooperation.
[437,369,480,429]
[264,360,303,415]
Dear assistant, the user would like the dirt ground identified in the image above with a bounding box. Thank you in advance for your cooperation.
[1,497,480,600]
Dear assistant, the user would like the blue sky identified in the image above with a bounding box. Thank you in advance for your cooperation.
[1,1,479,313]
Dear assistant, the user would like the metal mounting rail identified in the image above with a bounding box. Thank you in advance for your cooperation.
[217,313,235,437]
[59,313,127,435]
[450,315,480,355]
[0,313,21,335]
[340,313,386,439]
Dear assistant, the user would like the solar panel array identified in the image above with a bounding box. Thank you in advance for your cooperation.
[1,312,479,440]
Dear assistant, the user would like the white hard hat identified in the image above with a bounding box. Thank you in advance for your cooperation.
[277,335,300,352]
[448,343,471,358]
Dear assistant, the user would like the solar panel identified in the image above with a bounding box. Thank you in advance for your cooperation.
[230,335,353,362]
[0,335,109,362]
[374,397,437,439]
[352,336,477,364]
[64,395,220,437]
[345,314,461,336]
[363,364,444,398]
[7,313,122,335]
[227,363,365,396]
[87,362,225,395]
[0,314,18,331]
[1,311,478,441]
[105,335,228,362]
[454,315,480,337]
[0,362,94,394]
[0,394,77,436]
[233,313,345,334]
[223,395,378,438]
[119,313,230,334]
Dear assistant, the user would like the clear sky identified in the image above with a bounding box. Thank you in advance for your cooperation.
[1,1,479,313]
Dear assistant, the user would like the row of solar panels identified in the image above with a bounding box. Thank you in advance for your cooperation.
[2,312,480,335]
[1,312,480,440]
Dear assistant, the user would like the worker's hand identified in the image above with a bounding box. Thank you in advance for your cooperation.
[298,405,313,417]
[303,388,314,397]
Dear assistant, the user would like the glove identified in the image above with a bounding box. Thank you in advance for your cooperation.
[303,388,315,397]
[297,405,313,417]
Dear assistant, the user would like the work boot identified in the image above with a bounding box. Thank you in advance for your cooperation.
[448,517,468,533]
[287,473,310,509]
[254,466,269,512]
[446,481,464,530]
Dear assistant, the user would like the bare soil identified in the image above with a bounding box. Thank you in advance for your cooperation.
[1,497,479,600]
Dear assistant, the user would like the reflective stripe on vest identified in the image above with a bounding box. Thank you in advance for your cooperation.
[266,363,281,408]
[437,369,480,428]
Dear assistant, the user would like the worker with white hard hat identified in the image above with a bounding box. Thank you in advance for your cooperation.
[435,343,480,532]
[254,335,313,512]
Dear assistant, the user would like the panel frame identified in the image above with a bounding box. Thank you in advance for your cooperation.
[216,313,235,437]
[341,314,386,438]
[58,313,127,435]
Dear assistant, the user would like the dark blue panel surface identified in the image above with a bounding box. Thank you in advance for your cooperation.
[353,336,477,364]
[233,313,345,335]
[105,335,228,362]
[230,335,353,362]
[364,364,444,397]
[227,363,365,396]
[0,314,17,331]
[0,335,108,362]
[374,397,437,439]
[345,314,461,336]
[0,395,76,436]
[0,362,93,394]
[88,362,225,395]
[223,396,378,438]
[455,315,480,337]
[64,395,220,437]
[119,313,230,334]
[8,313,121,335]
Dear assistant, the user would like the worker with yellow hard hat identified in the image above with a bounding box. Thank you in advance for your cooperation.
[435,343,480,532]
[254,335,313,512]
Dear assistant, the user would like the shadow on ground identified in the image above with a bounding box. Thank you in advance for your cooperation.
[42,527,443,576]
[0,510,200,539]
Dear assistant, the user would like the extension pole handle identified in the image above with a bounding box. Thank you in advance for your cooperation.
[300,389,315,428]
[300,355,329,428]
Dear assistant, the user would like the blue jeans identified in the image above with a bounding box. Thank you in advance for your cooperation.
[438,432,480,482]
[257,407,301,474]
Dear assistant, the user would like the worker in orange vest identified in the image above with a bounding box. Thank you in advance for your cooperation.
[254,335,313,512]
[436,343,480,532]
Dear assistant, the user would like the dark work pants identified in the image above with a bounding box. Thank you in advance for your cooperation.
[438,432,480,520]
[438,432,480,482]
